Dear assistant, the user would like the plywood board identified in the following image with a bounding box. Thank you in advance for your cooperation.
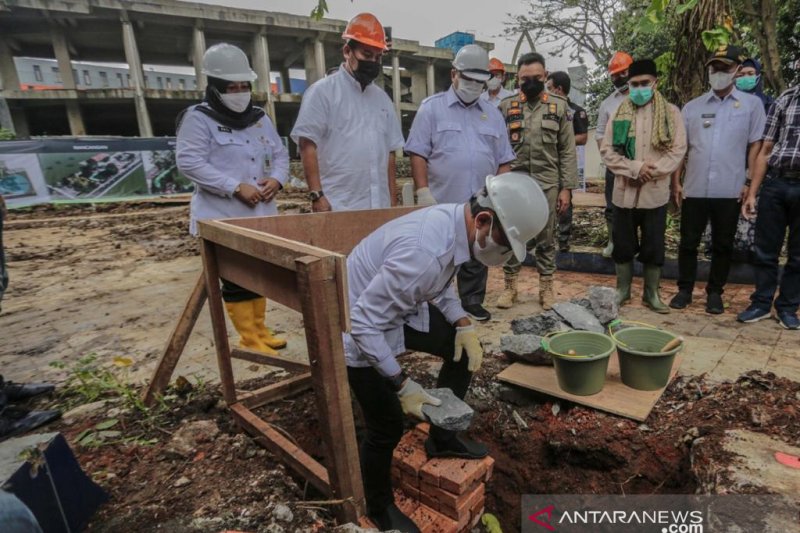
[497,353,683,422]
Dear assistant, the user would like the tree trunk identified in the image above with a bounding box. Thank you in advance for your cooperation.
[739,0,786,93]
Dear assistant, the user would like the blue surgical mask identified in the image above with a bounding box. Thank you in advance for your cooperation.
[735,75,758,92]
[629,87,654,106]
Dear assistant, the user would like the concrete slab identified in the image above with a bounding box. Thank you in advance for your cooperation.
[711,342,775,382]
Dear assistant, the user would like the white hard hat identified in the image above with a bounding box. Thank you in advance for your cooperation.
[202,43,257,82]
[477,172,549,262]
[452,44,491,82]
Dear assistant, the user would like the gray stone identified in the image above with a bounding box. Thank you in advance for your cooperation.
[165,420,220,458]
[421,388,474,432]
[500,334,553,366]
[552,302,605,333]
[510,311,568,336]
[588,286,619,325]
[62,400,107,423]
[272,503,294,522]
[571,298,593,311]
[497,384,538,407]
[173,476,191,488]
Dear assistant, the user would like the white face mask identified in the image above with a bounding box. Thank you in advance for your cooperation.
[455,76,485,104]
[487,77,502,91]
[472,217,513,267]
[220,91,251,113]
[708,69,736,91]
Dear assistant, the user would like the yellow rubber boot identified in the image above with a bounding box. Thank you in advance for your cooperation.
[224,300,278,355]
[252,297,287,350]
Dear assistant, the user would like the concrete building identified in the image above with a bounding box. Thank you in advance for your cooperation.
[0,0,497,143]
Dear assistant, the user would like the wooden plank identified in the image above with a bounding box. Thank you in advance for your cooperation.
[230,402,330,495]
[225,206,420,255]
[201,240,237,405]
[497,353,684,422]
[215,246,302,313]
[231,347,310,373]
[296,255,365,522]
[239,373,312,409]
[142,272,208,407]
[334,254,351,333]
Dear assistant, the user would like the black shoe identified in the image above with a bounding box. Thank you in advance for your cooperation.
[1,380,55,402]
[0,409,62,440]
[368,503,420,533]
[425,434,488,459]
[669,290,692,309]
[706,293,724,314]
[463,304,491,322]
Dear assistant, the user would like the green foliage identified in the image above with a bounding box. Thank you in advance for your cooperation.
[701,27,731,50]
[310,0,328,20]
[0,128,15,141]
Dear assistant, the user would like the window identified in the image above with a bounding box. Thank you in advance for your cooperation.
[144,75,149,87]
[99,71,109,87]
[157,76,163,89]
[192,78,197,89]
[126,73,131,87]
[178,78,185,90]
[33,65,43,82]
[116,73,124,87]
[72,69,78,84]
[51,66,61,83]
[166,77,172,89]
[83,70,91,86]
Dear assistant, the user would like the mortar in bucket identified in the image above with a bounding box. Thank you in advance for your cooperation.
[541,331,615,396]
[609,321,682,391]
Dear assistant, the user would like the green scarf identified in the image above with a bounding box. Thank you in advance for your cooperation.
[611,90,675,159]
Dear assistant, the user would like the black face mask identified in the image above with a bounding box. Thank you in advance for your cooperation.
[353,59,382,87]
[612,75,629,89]
[521,79,544,101]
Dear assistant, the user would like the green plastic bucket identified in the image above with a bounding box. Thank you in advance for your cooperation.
[542,331,615,396]
[612,327,681,391]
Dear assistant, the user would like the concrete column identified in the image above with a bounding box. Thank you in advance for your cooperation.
[314,38,326,80]
[304,41,318,86]
[391,52,401,120]
[252,27,275,122]
[9,107,29,138]
[51,29,85,136]
[192,21,206,91]
[121,13,153,137]
[410,70,427,106]
[279,67,291,94]
[426,60,435,96]
[0,37,21,134]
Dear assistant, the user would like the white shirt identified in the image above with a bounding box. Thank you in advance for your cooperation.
[344,204,470,377]
[176,104,289,235]
[290,66,405,211]
[682,89,766,198]
[595,88,627,140]
[480,87,515,107]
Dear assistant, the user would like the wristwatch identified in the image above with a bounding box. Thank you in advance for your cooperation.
[388,371,408,392]
[309,190,325,202]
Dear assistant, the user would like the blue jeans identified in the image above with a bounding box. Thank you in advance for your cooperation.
[750,173,800,313]
[0,491,42,533]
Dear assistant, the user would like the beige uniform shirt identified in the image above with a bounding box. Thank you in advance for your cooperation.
[600,101,687,209]
[499,92,578,191]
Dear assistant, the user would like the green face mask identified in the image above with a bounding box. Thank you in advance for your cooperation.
[735,75,758,92]
[629,87,654,106]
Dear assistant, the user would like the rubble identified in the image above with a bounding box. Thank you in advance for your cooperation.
[422,388,474,432]
[510,311,568,336]
[165,420,220,458]
[499,334,552,365]
[552,302,604,333]
[587,285,619,325]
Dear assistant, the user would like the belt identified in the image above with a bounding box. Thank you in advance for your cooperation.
[776,169,800,180]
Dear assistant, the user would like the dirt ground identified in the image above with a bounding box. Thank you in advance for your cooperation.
[2,198,798,532]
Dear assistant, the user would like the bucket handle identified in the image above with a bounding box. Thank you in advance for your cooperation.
[540,330,593,358]
[607,319,680,352]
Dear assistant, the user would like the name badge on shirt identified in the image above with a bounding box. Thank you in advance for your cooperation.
[701,114,716,118]
[217,125,232,133]
[263,154,272,175]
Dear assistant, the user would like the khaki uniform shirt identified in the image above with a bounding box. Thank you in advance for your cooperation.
[499,91,578,191]
[600,101,687,209]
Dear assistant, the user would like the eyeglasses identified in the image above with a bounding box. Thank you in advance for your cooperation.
[628,80,654,88]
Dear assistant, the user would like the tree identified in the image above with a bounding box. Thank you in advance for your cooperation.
[506,0,624,65]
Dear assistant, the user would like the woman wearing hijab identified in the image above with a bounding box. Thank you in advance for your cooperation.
[736,57,775,114]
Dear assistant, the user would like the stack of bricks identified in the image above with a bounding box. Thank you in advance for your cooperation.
[384,423,494,533]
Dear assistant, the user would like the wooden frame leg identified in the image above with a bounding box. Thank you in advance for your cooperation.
[141,272,208,407]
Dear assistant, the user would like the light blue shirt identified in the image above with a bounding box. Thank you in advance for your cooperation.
[404,87,516,204]
[480,87,515,107]
[176,104,289,235]
[595,88,627,140]
[682,89,766,198]
[344,204,470,377]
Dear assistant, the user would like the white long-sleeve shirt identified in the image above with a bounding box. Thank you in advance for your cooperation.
[290,66,405,211]
[176,104,289,235]
[344,204,470,377]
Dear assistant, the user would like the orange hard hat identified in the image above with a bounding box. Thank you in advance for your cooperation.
[488,58,506,73]
[608,51,633,74]
[342,13,388,51]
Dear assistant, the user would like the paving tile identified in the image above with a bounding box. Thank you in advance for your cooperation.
[710,342,774,382]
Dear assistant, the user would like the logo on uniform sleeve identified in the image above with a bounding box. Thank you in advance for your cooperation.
[217,125,232,133]
[549,103,558,114]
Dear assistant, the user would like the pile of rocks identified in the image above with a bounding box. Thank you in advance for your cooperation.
[500,286,618,365]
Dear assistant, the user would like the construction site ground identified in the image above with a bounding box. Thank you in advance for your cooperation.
[1,194,798,532]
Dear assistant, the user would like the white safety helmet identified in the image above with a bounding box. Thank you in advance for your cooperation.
[202,43,257,82]
[477,172,549,262]
[452,44,492,82]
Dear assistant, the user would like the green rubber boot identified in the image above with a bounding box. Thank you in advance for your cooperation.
[642,264,670,314]
[615,262,633,306]
[602,221,614,258]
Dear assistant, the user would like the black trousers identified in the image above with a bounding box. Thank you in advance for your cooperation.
[677,197,739,295]
[346,306,473,514]
[604,168,615,223]
[612,204,667,266]
[221,279,258,303]
[457,258,488,307]
[0,207,7,310]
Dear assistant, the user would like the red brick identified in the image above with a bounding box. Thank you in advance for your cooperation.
[411,503,459,533]
[416,422,431,435]
[482,456,495,482]
[419,489,439,512]
[359,516,378,529]
[393,430,429,475]
[471,496,485,517]
[420,456,489,495]
[394,489,420,517]
[431,482,484,522]
[397,482,420,501]
[421,479,480,511]
[401,469,420,490]
[469,508,483,529]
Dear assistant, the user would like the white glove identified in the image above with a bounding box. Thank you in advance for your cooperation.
[416,187,436,206]
[453,325,484,372]
[397,378,441,420]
